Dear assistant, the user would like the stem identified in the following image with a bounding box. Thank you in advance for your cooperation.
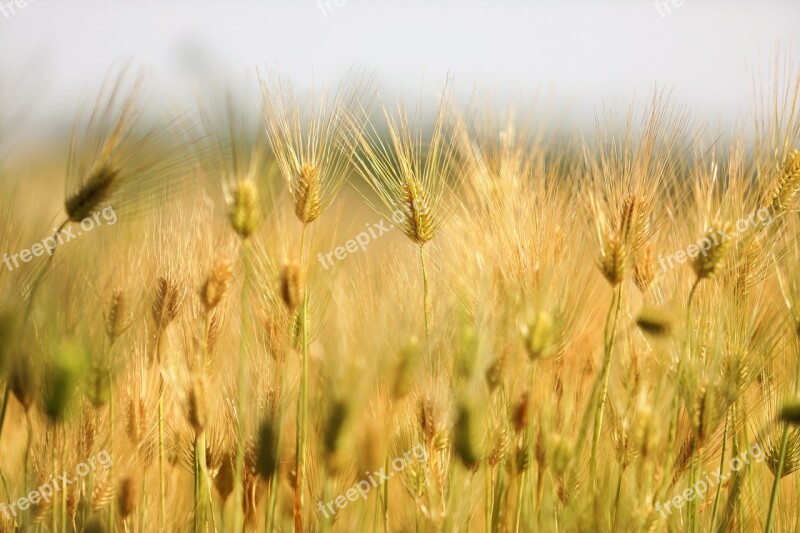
[514,470,526,533]
[382,454,389,533]
[686,278,701,324]
[0,384,9,443]
[158,391,165,526]
[709,411,729,532]
[687,438,699,532]
[419,244,431,343]
[195,431,208,533]
[195,312,211,533]
[294,223,310,533]
[23,219,69,320]
[233,239,252,532]
[765,335,800,532]
[590,282,624,487]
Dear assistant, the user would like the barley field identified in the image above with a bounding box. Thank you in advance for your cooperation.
[3,27,800,533]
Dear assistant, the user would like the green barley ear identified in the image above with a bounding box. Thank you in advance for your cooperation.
[635,308,673,337]
[9,350,36,411]
[549,434,574,476]
[86,365,111,408]
[632,402,657,461]
[255,416,280,480]
[227,179,260,239]
[322,399,351,473]
[520,310,556,360]
[692,221,734,279]
[780,397,800,425]
[598,231,629,286]
[43,341,86,423]
[188,374,207,434]
[0,308,20,370]
[454,400,481,469]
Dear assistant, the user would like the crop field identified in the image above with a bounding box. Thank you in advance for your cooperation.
[2,42,800,533]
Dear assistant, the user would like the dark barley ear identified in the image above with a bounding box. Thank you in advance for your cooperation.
[65,162,120,222]
[65,66,210,225]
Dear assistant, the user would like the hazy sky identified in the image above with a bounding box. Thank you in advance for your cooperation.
[1,0,799,139]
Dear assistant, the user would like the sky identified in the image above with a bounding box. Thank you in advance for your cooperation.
[0,0,798,141]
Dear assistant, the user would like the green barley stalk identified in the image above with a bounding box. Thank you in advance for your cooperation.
[228,177,259,532]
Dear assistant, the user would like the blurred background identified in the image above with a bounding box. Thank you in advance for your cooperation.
[0,0,799,160]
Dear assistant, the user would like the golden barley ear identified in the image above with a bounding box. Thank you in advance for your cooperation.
[692,221,734,280]
[293,163,321,224]
[151,275,185,331]
[765,149,800,215]
[105,287,133,345]
[403,177,434,244]
[633,243,656,293]
[279,262,304,313]
[201,258,234,311]
[347,77,470,244]
[260,68,373,225]
[598,231,629,286]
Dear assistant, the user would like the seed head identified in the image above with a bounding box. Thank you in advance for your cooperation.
[255,416,280,480]
[9,351,36,411]
[117,476,138,519]
[65,162,119,222]
[105,288,132,345]
[228,179,259,239]
[766,149,800,215]
[692,221,733,280]
[187,374,207,434]
[279,262,304,313]
[633,243,656,293]
[780,397,800,425]
[520,311,556,360]
[292,163,321,224]
[403,177,434,245]
[201,259,233,311]
[454,401,481,469]
[598,231,629,286]
[151,276,185,330]
[635,308,673,337]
